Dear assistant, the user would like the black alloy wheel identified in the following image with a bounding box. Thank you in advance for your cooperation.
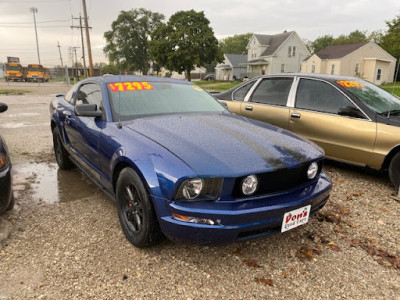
[116,168,162,247]
[52,127,74,170]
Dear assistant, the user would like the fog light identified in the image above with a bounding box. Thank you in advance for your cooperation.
[307,162,319,179]
[172,213,219,225]
[242,174,258,196]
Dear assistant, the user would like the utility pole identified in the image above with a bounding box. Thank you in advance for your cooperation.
[71,15,89,78]
[82,0,94,77]
[57,41,64,67]
[57,41,67,82]
[30,7,41,65]
[69,46,80,82]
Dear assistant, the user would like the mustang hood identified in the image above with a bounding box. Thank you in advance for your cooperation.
[124,113,323,176]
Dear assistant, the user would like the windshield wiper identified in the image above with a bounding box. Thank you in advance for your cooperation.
[381,110,400,118]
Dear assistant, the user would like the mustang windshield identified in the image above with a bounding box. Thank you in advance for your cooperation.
[108,82,225,121]
[340,80,400,115]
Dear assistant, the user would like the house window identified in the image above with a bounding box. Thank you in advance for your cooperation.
[252,49,256,59]
[331,64,335,75]
[288,46,296,57]
[281,64,285,73]
[311,65,316,73]
[376,68,382,81]
[355,64,360,76]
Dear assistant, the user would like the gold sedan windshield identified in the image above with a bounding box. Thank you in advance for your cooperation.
[339,80,400,115]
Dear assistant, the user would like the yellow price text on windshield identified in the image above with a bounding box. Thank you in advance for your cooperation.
[337,80,365,88]
[108,82,154,92]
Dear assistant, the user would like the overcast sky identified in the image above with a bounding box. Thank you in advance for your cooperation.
[1,0,399,67]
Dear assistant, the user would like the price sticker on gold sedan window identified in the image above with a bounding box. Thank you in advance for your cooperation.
[337,80,365,88]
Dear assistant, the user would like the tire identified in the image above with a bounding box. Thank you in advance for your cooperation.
[116,168,162,247]
[389,152,400,189]
[6,193,14,211]
[52,127,74,170]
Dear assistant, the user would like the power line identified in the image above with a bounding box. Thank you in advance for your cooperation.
[1,0,71,2]
[0,19,71,25]
[0,25,70,28]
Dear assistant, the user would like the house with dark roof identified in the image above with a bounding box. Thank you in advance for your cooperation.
[301,42,396,84]
[244,31,310,77]
[215,54,247,81]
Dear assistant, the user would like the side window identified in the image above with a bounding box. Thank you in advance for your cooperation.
[76,83,103,111]
[249,78,293,106]
[64,89,74,103]
[64,83,79,103]
[232,82,253,101]
[295,79,358,115]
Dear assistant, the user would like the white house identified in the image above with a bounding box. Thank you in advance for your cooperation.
[301,42,396,84]
[244,31,310,77]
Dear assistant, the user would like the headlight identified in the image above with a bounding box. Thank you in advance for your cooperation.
[175,178,223,201]
[182,178,203,200]
[0,154,7,170]
[307,162,319,180]
[242,174,258,196]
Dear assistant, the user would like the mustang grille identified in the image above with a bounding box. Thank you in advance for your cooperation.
[232,161,322,198]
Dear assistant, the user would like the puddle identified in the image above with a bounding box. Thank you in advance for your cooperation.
[0,123,35,129]
[15,162,101,204]
[6,113,41,118]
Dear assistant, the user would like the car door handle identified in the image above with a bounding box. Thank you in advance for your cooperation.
[245,106,253,111]
[291,113,301,119]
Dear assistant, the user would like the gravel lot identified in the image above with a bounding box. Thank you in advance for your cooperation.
[0,81,399,299]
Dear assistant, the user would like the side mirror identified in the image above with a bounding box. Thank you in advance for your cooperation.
[75,104,103,117]
[0,102,8,113]
[338,106,365,119]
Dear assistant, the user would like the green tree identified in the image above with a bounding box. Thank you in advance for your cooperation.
[368,30,384,44]
[103,8,165,75]
[380,14,400,81]
[219,33,252,54]
[149,10,222,81]
[308,35,335,53]
[309,31,371,54]
[100,63,120,75]
[334,30,368,45]
[381,14,400,60]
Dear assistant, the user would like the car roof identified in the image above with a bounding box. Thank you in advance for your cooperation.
[82,75,193,85]
[253,73,364,82]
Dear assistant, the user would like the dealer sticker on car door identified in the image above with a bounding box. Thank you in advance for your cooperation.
[281,205,311,233]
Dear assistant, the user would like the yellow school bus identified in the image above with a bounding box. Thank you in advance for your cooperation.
[4,62,24,81]
[43,67,50,82]
[25,64,45,82]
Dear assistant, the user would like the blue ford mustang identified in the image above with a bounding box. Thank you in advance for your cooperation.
[50,75,331,247]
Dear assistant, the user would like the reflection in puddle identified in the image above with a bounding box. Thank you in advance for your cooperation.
[16,163,101,204]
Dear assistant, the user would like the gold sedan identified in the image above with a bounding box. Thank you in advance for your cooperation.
[216,74,400,188]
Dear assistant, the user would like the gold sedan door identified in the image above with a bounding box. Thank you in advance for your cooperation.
[239,77,294,129]
[288,78,376,165]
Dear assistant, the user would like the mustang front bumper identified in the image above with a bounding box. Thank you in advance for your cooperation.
[157,171,331,245]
